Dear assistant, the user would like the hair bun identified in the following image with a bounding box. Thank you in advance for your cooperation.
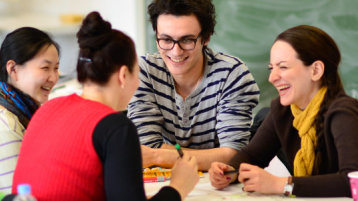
[76,11,112,50]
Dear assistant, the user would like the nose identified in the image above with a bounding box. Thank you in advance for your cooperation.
[268,68,279,84]
[48,69,59,84]
[171,42,184,55]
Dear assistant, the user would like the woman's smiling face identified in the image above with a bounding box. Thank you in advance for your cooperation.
[269,40,320,109]
[10,44,59,104]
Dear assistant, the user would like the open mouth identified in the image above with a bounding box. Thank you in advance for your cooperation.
[276,84,290,95]
[168,56,188,63]
[41,86,52,92]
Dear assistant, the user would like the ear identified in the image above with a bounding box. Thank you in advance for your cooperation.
[6,60,18,81]
[203,36,210,46]
[117,65,129,89]
[311,60,325,81]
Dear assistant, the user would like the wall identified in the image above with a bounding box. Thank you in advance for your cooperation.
[0,0,145,76]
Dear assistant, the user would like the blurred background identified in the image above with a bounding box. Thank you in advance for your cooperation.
[0,0,145,76]
[1,0,357,112]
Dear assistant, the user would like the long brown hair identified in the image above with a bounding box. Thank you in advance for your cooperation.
[275,25,344,171]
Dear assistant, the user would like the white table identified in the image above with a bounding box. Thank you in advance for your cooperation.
[144,173,352,201]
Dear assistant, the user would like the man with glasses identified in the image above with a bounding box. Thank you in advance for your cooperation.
[128,0,260,170]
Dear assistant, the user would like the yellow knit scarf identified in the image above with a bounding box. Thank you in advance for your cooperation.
[291,87,327,177]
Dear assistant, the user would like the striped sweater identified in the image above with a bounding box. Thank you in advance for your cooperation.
[127,48,260,150]
[0,106,25,194]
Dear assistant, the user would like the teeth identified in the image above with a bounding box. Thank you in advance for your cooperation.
[277,85,290,91]
[171,57,185,62]
[42,86,51,91]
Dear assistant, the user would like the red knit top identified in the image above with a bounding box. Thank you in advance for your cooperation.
[12,94,114,201]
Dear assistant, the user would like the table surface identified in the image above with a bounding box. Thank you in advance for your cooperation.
[144,173,352,201]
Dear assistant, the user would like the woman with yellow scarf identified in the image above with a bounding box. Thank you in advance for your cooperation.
[208,25,358,197]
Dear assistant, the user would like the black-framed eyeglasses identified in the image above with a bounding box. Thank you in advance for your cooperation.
[156,35,201,50]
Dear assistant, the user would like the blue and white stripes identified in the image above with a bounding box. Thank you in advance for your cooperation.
[128,48,259,150]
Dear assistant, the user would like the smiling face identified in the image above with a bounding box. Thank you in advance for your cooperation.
[269,40,322,109]
[9,44,59,104]
[156,14,208,79]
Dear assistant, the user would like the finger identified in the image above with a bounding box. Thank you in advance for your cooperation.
[209,168,230,184]
[209,171,226,182]
[217,163,234,176]
[209,168,228,181]
[210,177,231,189]
[181,153,189,160]
[213,183,230,190]
[239,163,255,171]
[242,183,256,193]
[188,156,198,170]
[217,162,233,171]
[238,171,251,183]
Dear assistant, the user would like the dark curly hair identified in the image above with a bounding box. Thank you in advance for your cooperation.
[148,0,216,43]
[76,11,137,85]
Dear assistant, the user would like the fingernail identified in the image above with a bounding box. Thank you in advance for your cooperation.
[226,177,231,181]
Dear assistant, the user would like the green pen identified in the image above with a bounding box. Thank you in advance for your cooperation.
[175,144,184,158]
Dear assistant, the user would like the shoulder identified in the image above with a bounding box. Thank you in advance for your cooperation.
[204,48,255,83]
[205,48,247,69]
[139,53,165,69]
[0,105,25,136]
[94,112,136,136]
[39,94,74,110]
[327,93,358,115]
[98,112,133,126]
[93,112,137,148]
[138,53,171,79]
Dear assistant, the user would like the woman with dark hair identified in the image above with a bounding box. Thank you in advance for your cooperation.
[0,27,60,193]
[209,25,358,197]
[12,12,199,201]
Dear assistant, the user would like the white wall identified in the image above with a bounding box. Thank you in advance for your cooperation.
[96,0,146,57]
[0,0,146,76]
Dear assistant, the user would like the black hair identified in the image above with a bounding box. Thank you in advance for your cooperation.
[76,11,137,85]
[0,27,60,81]
[148,0,216,43]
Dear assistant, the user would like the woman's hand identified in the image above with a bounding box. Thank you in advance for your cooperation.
[239,163,287,195]
[170,154,199,200]
[209,161,237,189]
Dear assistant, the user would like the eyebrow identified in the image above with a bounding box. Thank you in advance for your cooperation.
[158,33,197,39]
[269,61,287,66]
[41,60,59,65]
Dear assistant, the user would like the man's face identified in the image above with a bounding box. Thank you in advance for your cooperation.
[156,14,208,79]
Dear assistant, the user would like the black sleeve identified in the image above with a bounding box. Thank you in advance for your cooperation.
[92,112,180,201]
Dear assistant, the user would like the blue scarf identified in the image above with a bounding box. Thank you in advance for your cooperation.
[0,82,39,127]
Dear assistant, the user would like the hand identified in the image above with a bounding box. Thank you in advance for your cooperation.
[238,163,287,194]
[170,154,199,200]
[209,162,237,189]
